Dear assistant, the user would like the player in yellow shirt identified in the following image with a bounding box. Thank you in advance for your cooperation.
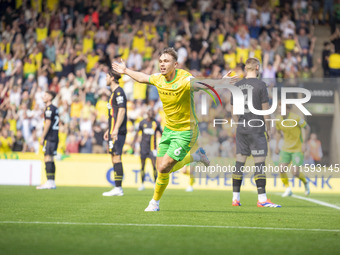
[275,104,311,197]
[112,48,236,211]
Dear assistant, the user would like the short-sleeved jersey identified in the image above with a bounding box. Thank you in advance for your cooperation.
[138,118,162,151]
[276,112,307,153]
[149,69,195,131]
[108,86,127,135]
[231,78,269,134]
[44,104,59,142]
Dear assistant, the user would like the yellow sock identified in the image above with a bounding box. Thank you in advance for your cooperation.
[170,154,192,173]
[190,177,195,186]
[153,172,170,201]
[298,172,307,185]
[280,172,289,187]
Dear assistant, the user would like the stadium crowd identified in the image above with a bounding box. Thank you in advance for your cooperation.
[0,0,329,162]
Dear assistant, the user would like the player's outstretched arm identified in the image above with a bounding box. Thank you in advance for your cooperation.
[112,59,150,84]
[192,71,239,89]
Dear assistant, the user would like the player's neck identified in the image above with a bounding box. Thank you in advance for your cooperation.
[45,101,52,107]
[245,73,257,79]
[110,83,119,92]
[164,69,176,82]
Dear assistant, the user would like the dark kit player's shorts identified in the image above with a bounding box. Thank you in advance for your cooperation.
[109,135,126,155]
[236,132,267,157]
[44,140,58,156]
[141,150,156,160]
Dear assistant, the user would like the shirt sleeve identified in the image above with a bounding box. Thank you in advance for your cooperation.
[149,73,160,86]
[45,107,53,120]
[185,75,194,91]
[116,90,127,108]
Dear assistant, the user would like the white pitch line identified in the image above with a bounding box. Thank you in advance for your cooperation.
[0,221,339,232]
[291,194,340,211]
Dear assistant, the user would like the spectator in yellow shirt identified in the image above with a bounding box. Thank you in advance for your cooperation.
[132,30,146,54]
[70,94,84,120]
[36,22,48,43]
[86,51,100,73]
[0,127,13,153]
[83,32,94,54]
[95,93,109,121]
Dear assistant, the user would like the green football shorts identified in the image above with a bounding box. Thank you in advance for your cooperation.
[279,151,304,166]
[157,126,198,161]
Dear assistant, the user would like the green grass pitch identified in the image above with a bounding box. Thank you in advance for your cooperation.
[0,186,339,255]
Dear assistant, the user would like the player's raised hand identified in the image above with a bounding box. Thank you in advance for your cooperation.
[112,59,127,74]
[223,71,239,84]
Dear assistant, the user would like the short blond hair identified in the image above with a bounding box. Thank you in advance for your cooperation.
[245,58,260,72]
[159,47,178,61]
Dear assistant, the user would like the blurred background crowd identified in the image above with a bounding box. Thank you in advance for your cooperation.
[0,0,330,164]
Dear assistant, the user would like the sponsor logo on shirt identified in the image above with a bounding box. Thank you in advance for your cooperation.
[116,96,124,104]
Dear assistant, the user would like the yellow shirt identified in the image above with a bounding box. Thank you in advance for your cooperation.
[83,37,94,54]
[149,69,196,131]
[47,0,59,11]
[96,100,108,120]
[8,119,17,135]
[81,104,95,119]
[70,102,83,118]
[50,29,62,39]
[31,0,42,12]
[16,0,23,9]
[0,42,11,54]
[254,48,262,63]
[236,48,249,64]
[276,112,307,152]
[86,54,100,73]
[23,62,37,77]
[55,53,68,72]
[224,53,237,69]
[113,1,123,15]
[144,46,153,60]
[34,52,43,69]
[119,47,130,61]
[133,81,147,100]
[102,0,111,7]
[57,131,67,154]
[132,36,145,54]
[0,136,13,153]
[285,39,295,51]
[329,53,340,69]
[218,34,224,46]
[36,27,48,42]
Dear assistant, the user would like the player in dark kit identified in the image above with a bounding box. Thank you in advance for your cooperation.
[132,108,162,191]
[231,58,281,207]
[102,69,127,196]
[37,91,59,190]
